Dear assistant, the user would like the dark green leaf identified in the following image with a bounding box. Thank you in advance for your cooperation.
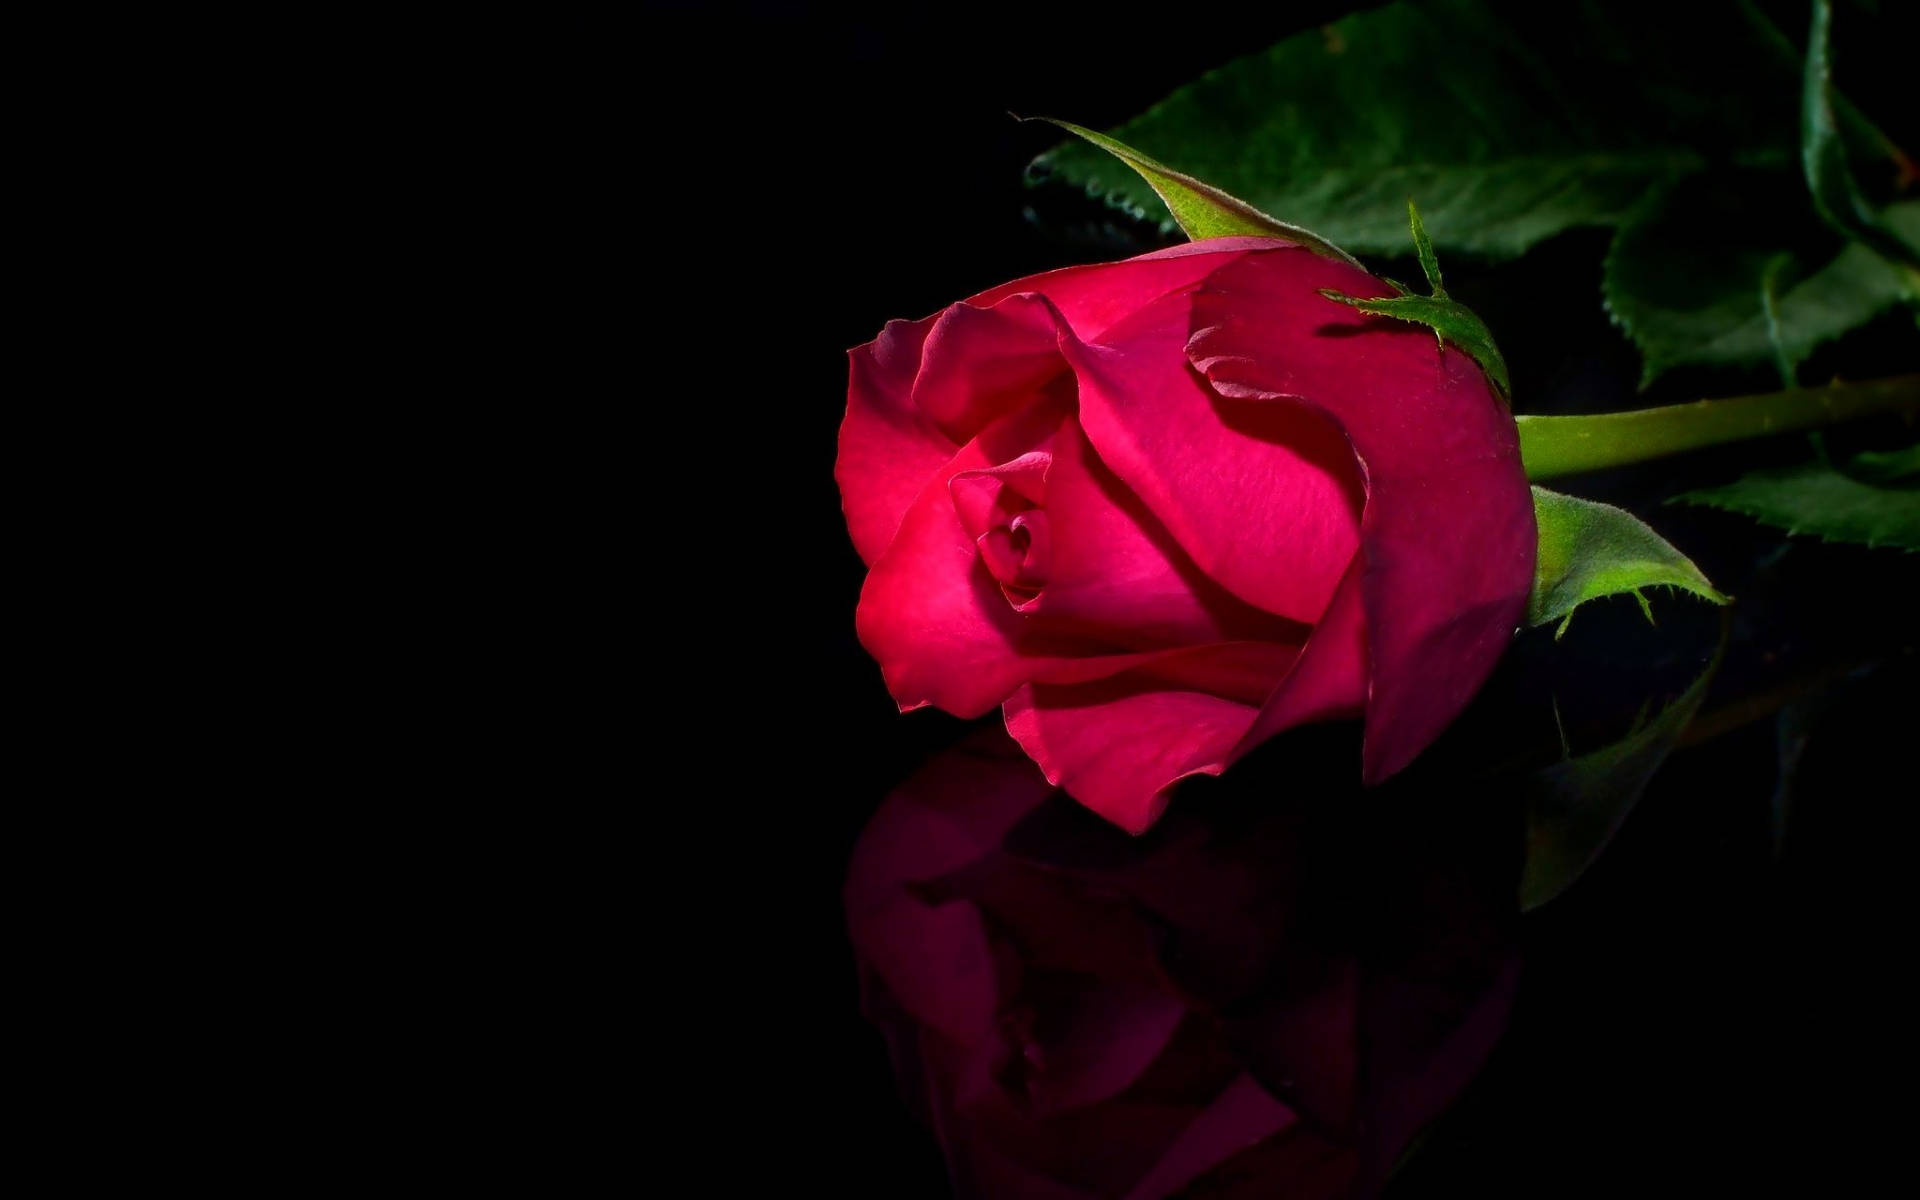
[1520,637,1723,910]
[1846,443,1920,484]
[1030,0,1801,259]
[1602,179,1919,385]
[1032,120,1360,266]
[1801,0,1920,271]
[1529,487,1730,637]
[1674,443,1920,551]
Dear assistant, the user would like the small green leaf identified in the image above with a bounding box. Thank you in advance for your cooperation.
[1802,0,1920,272]
[1318,291,1511,398]
[1674,443,1920,551]
[1032,120,1360,267]
[1408,199,1445,296]
[1318,200,1510,397]
[1520,635,1723,910]
[1528,487,1731,636]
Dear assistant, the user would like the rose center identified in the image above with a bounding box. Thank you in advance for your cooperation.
[977,509,1051,598]
[950,450,1054,608]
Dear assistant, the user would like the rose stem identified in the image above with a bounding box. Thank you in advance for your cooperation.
[1516,374,1920,480]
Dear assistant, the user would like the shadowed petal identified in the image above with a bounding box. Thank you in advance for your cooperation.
[1188,246,1534,783]
[1004,642,1300,834]
[1121,1074,1299,1200]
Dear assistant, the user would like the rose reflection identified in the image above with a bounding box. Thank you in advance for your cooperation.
[846,727,1520,1199]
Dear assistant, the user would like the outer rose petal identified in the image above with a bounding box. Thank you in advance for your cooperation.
[964,237,1291,341]
[1063,286,1365,626]
[1230,559,1369,759]
[838,317,958,566]
[1187,247,1535,783]
[911,294,1077,443]
[1005,642,1300,834]
[837,238,1284,566]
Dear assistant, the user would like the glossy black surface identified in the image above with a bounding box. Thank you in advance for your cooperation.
[667,3,1919,1193]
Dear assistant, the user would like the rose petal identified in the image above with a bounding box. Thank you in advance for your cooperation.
[1023,420,1308,649]
[1186,247,1535,783]
[913,294,1076,444]
[1004,642,1300,834]
[966,237,1289,342]
[859,385,1207,718]
[838,317,960,566]
[838,238,1282,567]
[857,397,1098,718]
[951,450,1050,541]
[1064,290,1365,625]
[1229,559,1369,759]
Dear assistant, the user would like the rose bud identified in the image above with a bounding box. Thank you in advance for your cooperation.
[838,238,1534,832]
[846,727,1520,1199]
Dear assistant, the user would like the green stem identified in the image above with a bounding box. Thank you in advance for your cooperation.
[1517,375,1920,480]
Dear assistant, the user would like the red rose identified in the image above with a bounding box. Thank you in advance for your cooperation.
[838,237,1534,832]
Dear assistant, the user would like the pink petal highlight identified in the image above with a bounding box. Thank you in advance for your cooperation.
[1024,419,1308,649]
[838,317,960,566]
[856,399,1095,718]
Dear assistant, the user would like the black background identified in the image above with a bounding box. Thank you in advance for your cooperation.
[647,3,1920,1193]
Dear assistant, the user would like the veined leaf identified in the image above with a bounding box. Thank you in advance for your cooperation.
[1603,184,1919,386]
[1848,443,1920,484]
[1030,0,1803,259]
[1528,487,1730,637]
[1675,443,1920,551]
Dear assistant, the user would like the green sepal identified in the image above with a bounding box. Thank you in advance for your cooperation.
[1031,119,1361,268]
[1528,486,1731,637]
[1319,201,1511,398]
